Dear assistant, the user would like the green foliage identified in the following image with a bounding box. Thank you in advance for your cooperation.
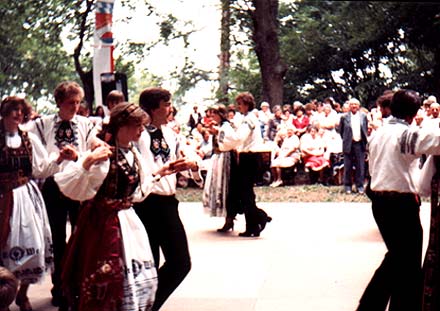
[127,69,163,103]
[170,57,212,103]
[0,0,76,101]
[230,1,440,106]
[160,14,178,42]
[229,49,262,103]
[1,0,204,107]
[279,1,440,105]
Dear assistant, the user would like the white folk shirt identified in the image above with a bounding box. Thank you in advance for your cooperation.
[368,117,440,194]
[217,121,242,152]
[235,112,263,153]
[137,125,202,196]
[27,114,98,171]
[7,131,62,179]
[350,111,361,142]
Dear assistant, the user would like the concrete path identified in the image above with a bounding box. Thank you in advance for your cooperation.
[9,202,432,311]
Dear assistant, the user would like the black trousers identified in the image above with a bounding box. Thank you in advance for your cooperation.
[344,141,366,189]
[237,152,267,231]
[134,194,191,311]
[358,192,423,311]
[41,177,80,296]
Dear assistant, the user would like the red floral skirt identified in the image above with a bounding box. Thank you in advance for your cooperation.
[61,199,127,311]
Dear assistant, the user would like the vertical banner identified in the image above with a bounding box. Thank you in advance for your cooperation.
[93,0,115,107]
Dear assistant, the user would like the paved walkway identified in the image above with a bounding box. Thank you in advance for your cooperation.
[9,202,432,311]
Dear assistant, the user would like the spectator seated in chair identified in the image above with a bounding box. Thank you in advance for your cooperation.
[270,126,301,187]
[300,125,330,184]
[322,129,344,185]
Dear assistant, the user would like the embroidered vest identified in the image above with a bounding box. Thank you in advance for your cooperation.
[96,146,140,200]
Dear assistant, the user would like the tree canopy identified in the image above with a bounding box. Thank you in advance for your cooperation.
[0,0,76,100]
[1,0,206,110]
[3,1,440,111]
[277,1,440,106]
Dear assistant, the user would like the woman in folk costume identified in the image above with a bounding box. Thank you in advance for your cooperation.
[54,102,181,311]
[420,156,440,310]
[202,104,241,231]
[0,96,75,311]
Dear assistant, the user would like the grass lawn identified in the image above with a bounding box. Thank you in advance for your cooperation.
[176,184,372,203]
[177,184,431,203]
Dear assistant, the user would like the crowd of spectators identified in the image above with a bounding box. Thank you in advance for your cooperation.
[150,93,440,190]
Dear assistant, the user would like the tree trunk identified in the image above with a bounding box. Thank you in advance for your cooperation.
[73,0,95,111]
[217,0,231,104]
[250,0,286,108]
[79,70,94,108]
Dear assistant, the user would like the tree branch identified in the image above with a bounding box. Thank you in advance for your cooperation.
[73,0,94,76]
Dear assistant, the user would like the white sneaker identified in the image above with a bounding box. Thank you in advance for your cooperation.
[271,180,283,187]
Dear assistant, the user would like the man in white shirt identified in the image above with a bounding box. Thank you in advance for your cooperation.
[134,87,202,311]
[338,98,369,194]
[357,89,440,311]
[230,92,272,237]
[27,81,99,309]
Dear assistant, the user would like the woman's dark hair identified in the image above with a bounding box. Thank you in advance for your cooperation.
[0,96,33,122]
[139,87,171,115]
[107,102,149,137]
[293,106,305,115]
[390,89,421,120]
[209,104,228,122]
[94,106,105,118]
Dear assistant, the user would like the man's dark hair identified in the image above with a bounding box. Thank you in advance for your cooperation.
[54,81,84,106]
[390,89,421,120]
[139,87,171,115]
[376,92,394,109]
[235,92,255,110]
[106,90,125,107]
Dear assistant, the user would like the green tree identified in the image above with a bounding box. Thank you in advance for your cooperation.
[0,0,76,101]
[229,49,261,103]
[278,1,440,106]
[1,0,207,111]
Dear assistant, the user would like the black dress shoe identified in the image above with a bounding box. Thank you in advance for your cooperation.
[259,216,272,232]
[238,230,260,237]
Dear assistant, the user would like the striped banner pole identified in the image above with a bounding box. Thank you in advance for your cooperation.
[93,0,115,108]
